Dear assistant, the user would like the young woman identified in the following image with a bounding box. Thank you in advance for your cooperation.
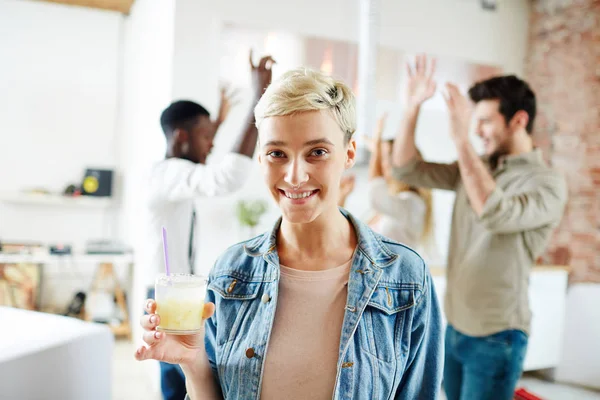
[339,115,438,262]
[136,68,443,399]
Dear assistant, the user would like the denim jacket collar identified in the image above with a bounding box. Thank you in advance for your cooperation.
[242,207,399,269]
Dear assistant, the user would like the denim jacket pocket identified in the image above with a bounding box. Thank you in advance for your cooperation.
[208,275,262,347]
[359,284,417,362]
[209,275,262,300]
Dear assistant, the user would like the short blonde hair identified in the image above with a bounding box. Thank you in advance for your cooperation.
[254,68,356,142]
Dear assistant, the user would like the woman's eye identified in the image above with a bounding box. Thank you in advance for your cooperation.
[267,150,285,159]
[310,148,328,157]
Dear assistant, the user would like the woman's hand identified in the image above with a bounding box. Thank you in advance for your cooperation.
[249,50,276,100]
[404,54,437,109]
[135,299,215,369]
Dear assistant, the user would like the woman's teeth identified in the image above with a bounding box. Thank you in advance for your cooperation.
[284,190,314,199]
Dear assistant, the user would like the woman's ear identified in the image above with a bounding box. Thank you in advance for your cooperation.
[345,139,357,169]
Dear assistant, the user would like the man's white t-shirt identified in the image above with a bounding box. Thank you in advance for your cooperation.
[143,153,254,288]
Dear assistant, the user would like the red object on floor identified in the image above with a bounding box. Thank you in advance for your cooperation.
[514,387,545,400]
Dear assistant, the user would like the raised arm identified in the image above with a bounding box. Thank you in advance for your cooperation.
[231,50,275,158]
[392,54,436,169]
[367,113,388,180]
[210,85,239,138]
[392,54,460,191]
[477,172,567,234]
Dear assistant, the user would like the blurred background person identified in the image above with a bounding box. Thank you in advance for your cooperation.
[144,51,274,400]
[393,54,568,400]
[339,114,437,262]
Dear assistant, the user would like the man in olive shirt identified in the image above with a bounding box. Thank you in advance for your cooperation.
[392,55,567,399]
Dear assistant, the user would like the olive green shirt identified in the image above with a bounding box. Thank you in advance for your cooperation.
[393,149,567,336]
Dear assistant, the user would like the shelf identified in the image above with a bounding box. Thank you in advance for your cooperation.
[0,253,134,265]
[0,192,113,208]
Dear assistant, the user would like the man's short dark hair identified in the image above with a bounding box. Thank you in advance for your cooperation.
[160,100,210,136]
[468,75,536,134]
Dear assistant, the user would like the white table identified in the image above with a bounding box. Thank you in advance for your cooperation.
[0,306,114,400]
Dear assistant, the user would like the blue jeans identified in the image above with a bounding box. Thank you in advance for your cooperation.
[443,324,528,400]
[146,288,187,400]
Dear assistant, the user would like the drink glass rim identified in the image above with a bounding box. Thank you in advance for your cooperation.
[155,273,208,286]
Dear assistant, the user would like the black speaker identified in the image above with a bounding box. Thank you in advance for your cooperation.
[81,168,113,197]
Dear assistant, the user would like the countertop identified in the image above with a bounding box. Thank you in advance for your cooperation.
[429,265,570,277]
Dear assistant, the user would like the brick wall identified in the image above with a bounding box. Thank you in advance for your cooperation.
[525,0,600,282]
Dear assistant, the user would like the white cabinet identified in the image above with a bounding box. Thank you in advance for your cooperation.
[555,284,600,389]
[525,269,569,370]
[430,267,569,371]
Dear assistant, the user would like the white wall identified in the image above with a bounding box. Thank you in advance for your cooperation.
[168,0,530,272]
[0,0,122,249]
[0,0,124,309]
[209,0,530,75]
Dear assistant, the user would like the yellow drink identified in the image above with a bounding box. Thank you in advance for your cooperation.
[156,298,204,332]
[155,273,207,334]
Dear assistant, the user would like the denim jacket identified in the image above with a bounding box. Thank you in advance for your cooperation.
[200,210,443,399]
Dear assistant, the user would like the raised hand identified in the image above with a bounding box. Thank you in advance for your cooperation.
[443,83,473,143]
[135,299,215,367]
[404,54,437,108]
[216,84,241,125]
[249,50,276,100]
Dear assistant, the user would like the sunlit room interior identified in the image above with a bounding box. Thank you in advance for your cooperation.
[0,0,599,399]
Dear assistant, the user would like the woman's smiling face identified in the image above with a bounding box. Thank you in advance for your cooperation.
[258,110,356,224]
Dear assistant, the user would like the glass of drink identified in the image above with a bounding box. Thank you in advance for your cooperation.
[155,273,208,334]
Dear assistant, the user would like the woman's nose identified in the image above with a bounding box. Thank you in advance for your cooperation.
[284,159,309,188]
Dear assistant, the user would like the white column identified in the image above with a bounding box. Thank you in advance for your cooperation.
[355,0,380,161]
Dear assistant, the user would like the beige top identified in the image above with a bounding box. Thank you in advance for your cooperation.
[393,149,568,336]
[260,260,352,400]
[368,177,426,248]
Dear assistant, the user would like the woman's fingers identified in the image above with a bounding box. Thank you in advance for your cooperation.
[203,302,216,320]
[134,345,156,361]
[145,299,156,314]
[427,58,437,81]
[142,329,165,346]
[140,313,160,331]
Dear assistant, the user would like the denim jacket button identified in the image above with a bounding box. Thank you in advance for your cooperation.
[261,294,271,304]
[245,348,256,359]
